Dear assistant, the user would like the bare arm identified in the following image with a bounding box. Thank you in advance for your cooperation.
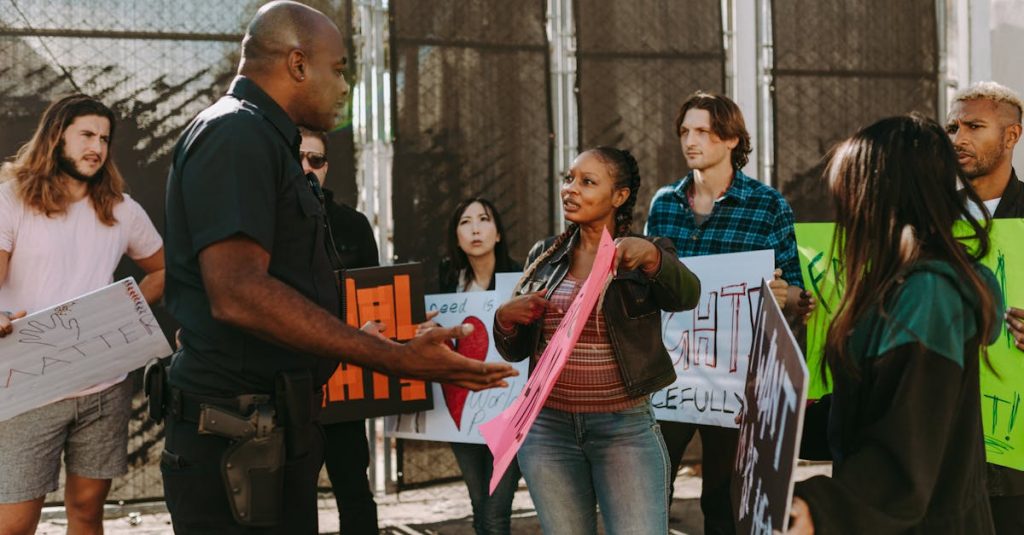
[134,247,165,305]
[199,235,516,390]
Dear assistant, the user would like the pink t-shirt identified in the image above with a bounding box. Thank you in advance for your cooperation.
[0,180,163,397]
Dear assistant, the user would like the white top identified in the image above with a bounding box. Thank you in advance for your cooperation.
[966,197,1002,221]
[0,180,163,396]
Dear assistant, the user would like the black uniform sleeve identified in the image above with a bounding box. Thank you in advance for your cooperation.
[793,343,968,533]
[180,116,280,255]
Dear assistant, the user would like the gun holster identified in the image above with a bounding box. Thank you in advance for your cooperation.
[198,401,285,527]
[143,358,168,423]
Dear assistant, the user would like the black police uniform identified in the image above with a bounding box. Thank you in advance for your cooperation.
[319,190,381,534]
[162,76,340,533]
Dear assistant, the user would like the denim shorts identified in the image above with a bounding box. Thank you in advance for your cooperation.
[0,379,132,503]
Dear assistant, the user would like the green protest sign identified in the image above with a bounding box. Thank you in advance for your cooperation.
[795,219,1024,470]
[794,223,838,400]
[968,219,1024,471]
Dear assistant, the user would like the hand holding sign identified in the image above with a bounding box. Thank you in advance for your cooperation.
[0,310,26,337]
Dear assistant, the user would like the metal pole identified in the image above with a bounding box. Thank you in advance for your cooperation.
[755,0,775,185]
[547,0,577,233]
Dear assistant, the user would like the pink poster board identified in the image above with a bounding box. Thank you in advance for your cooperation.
[479,229,616,494]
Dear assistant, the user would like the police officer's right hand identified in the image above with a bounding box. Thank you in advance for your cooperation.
[0,310,26,337]
[403,322,518,391]
[495,290,561,333]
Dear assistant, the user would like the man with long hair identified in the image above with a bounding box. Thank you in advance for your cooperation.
[947,80,1024,534]
[645,91,813,535]
[160,2,514,531]
[0,94,165,534]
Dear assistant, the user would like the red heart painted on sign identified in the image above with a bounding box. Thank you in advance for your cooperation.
[442,316,488,430]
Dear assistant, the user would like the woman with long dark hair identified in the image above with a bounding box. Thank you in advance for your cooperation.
[788,115,1002,534]
[438,197,523,535]
[493,147,701,534]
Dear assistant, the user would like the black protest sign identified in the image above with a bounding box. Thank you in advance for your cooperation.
[319,264,434,424]
[732,279,809,534]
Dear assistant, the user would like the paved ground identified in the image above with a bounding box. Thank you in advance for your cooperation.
[37,465,831,534]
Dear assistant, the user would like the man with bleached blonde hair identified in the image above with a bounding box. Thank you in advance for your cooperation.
[947,80,1023,534]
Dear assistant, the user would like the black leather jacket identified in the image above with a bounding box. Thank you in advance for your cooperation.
[494,229,701,397]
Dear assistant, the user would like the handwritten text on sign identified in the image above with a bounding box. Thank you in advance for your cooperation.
[652,250,775,428]
[480,230,616,494]
[732,280,808,535]
[319,264,432,425]
[385,284,530,444]
[0,278,173,422]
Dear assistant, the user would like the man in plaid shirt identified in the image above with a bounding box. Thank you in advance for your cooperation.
[645,91,812,535]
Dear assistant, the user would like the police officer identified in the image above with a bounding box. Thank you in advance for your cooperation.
[160,2,516,532]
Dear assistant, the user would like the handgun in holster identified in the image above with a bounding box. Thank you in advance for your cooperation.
[197,397,284,527]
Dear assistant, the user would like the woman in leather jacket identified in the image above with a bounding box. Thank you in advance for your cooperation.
[493,147,701,534]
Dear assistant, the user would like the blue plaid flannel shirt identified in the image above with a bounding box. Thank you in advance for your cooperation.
[644,170,803,288]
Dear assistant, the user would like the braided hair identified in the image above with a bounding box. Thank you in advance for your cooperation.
[515,146,642,288]
[588,146,641,238]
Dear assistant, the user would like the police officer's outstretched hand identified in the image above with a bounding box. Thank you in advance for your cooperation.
[403,322,518,391]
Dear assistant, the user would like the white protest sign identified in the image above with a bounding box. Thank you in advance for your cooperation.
[652,250,775,427]
[0,278,172,422]
[385,278,529,444]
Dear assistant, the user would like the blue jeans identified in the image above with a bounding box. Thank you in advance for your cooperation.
[518,401,670,535]
[450,442,522,535]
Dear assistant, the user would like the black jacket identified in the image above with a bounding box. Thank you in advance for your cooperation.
[493,229,701,398]
[324,188,379,270]
[992,169,1024,218]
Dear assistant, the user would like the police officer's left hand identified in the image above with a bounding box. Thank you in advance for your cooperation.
[402,322,518,391]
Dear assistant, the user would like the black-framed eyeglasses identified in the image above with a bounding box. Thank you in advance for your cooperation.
[300,151,328,170]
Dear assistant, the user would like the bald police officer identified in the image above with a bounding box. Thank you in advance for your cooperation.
[161,2,516,532]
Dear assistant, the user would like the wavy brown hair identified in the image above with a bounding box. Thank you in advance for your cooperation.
[0,95,126,226]
[824,114,995,379]
[674,91,752,170]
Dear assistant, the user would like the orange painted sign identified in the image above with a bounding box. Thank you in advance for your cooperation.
[320,264,433,424]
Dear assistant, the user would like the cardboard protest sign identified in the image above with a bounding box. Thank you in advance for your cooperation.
[733,280,809,535]
[795,219,1024,471]
[652,250,774,428]
[794,223,839,400]
[385,278,530,444]
[0,278,172,422]
[480,229,616,494]
[319,263,433,424]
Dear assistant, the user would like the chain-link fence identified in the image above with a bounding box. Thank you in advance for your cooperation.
[575,0,724,232]
[388,0,552,488]
[771,0,939,222]
[0,0,354,503]
[390,0,553,290]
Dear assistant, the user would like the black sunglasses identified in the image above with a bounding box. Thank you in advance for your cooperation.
[300,151,328,170]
